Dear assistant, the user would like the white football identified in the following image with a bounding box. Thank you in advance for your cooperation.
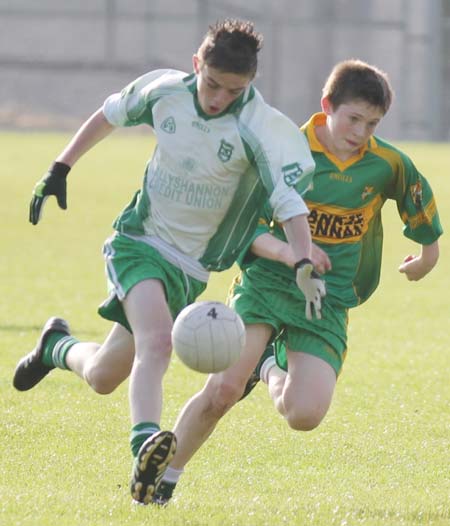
[172,301,246,373]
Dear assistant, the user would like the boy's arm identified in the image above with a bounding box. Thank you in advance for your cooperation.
[56,108,115,167]
[398,240,439,281]
[251,233,296,266]
[251,232,332,274]
[29,70,179,225]
[29,109,115,225]
[282,214,312,263]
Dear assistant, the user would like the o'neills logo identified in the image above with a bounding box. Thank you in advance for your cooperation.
[306,201,379,244]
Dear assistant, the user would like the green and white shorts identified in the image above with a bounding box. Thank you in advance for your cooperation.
[98,234,207,332]
[229,265,349,376]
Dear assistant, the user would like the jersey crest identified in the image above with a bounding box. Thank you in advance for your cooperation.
[217,139,234,162]
[282,162,304,186]
[161,116,176,133]
[361,186,374,200]
[410,181,423,209]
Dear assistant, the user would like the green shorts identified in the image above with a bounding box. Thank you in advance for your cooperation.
[229,265,349,376]
[98,234,207,332]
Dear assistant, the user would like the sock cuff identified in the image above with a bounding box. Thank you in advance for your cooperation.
[162,466,184,484]
[51,335,78,370]
[131,422,160,436]
[260,356,276,384]
[130,422,160,457]
[131,422,159,434]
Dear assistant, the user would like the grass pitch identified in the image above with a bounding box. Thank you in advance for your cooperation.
[0,132,449,525]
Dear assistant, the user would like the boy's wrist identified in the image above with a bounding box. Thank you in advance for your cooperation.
[50,161,71,178]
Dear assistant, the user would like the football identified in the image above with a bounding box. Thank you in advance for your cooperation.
[172,301,246,373]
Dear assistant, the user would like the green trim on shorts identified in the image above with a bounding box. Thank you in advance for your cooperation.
[98,234,207,332]
[229,267,348,376]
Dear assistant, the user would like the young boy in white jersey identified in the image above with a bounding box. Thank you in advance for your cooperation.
[13,20,325,505]
[149,59,442,505]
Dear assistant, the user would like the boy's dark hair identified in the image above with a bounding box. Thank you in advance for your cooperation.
[198,19,263,77]
[323,59,393,114]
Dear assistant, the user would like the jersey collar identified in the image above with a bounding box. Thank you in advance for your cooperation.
[302,112,378,170]
[183,73,255,121]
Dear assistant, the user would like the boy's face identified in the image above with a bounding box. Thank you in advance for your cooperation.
[193,55,252,116]
[322,97,384,158]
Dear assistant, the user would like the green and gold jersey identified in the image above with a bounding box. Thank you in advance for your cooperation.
[239,113,443,307]
[102,69,315,275]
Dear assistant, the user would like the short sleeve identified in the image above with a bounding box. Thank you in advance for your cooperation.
[240,98,315,223]
[103,69,180,128]
[386,152,443,244]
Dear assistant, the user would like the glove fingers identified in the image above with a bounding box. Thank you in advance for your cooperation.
[29,198,35,224]
[305,301,312,321]
[319,281,327,297]
[56,192,67,210]
[29,197,41,225]
[29,196,46,225]
[314,298,322,320]
[296,260,326,321]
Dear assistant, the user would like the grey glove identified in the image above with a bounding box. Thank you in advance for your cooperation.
[295,258,326,320]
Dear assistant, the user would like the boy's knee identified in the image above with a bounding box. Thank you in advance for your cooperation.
[135,331,173,363]
[204,379,243,418]
[84,365,119,395]
[285,407,326,432]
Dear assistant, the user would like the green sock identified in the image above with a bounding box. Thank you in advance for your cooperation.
[130,422,160,457]
[42,333,78,370]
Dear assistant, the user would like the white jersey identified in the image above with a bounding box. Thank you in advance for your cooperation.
[103,69,314,273]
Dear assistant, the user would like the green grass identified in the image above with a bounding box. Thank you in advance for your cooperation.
[0,133,449,525]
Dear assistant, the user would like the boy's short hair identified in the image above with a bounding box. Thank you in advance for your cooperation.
[322,59,393,114]
[198,19,263,77]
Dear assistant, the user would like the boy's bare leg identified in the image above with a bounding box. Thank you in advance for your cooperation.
[66,322,134,393]
[123,279,177,505]
[268,351,336,430]
[170,324,273,469]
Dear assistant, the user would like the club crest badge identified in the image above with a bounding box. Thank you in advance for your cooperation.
[282,162,304,186]
[410,181,423,209]
[161,116,176,134]
[217,139,234,162]
[361,186,374,200]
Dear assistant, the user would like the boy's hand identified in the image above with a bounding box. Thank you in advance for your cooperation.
[311,243,332,274]
[295,258,327,320]
[29,162,71,225]
[398,254,435,281]
[278,243,332,274]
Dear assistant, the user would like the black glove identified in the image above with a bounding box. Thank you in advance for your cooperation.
[295,258,326,320]
[29,161,71,225]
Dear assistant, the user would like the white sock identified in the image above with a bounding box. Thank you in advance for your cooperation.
[259,356,276,384]
[161,466,184,484]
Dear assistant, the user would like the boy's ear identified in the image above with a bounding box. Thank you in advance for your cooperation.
[193,54,200,73]
[321,96,333,115]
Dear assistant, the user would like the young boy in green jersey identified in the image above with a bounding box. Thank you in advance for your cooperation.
[13,20,325,505]
[151,59,443,504]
